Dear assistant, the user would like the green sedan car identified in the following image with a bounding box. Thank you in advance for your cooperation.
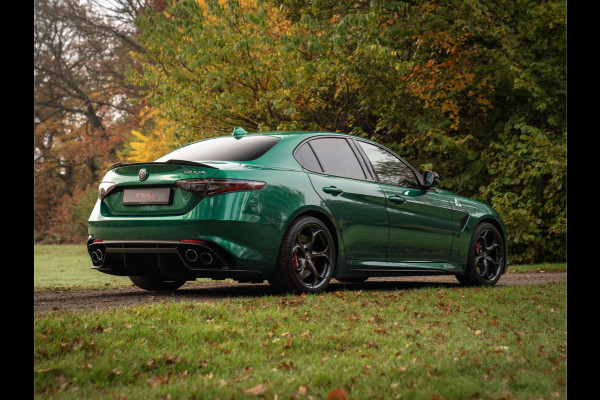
[87,130,507,293]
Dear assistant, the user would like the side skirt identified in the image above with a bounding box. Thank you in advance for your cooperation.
[334,259,463,280]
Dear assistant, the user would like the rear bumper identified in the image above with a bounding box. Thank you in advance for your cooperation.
[87,239,265,282]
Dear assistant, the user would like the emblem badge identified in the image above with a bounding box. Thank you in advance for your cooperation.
[138,168,148,181]
[454,198,462,207]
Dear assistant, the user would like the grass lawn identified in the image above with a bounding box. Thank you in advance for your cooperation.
[34,245,567,399]
[34,244,132,290]
[34,282,567,399]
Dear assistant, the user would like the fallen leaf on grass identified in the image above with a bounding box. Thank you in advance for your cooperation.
[55,375,69,390]
[327,387,347,400]
[146,375,168,387]
[243,384,266,395]
[283,336,293,348]
[277,361,297,371]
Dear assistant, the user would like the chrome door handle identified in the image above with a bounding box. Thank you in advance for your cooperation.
[388,195,406,204]
[322,186,343,195]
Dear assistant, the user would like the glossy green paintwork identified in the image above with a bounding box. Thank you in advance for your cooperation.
[381,185,454,262]
[307,173,389,260]
[88,131,507,280]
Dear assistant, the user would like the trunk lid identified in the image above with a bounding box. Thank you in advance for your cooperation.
[101,161,221,216]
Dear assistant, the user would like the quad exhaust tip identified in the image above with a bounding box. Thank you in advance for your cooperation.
[91,248,103,264]
[185,248,199,262]
[199,252,213,265]
[185,248,213,265]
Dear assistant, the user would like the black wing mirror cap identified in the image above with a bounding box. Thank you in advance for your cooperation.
[423,170,440,188]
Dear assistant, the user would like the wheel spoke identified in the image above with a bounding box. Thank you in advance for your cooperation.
[479,258,489,277]
[306,261,321,286]
[308,228,325,251]
[486,242,498,252]
[311,248,331,260]
[479,230,490,249]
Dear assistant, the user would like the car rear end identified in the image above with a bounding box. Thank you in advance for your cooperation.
[87,134,299,283]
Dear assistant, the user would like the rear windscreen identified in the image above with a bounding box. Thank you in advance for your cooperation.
[155,135,281,162]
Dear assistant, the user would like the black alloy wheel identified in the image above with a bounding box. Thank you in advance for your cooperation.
[270,216,335,293]
[456,222,504,286]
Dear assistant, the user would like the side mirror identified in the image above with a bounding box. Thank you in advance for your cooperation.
[423,170,440,188]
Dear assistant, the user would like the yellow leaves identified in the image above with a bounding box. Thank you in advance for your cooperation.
[126,107,178,162]
[130,130,147,142]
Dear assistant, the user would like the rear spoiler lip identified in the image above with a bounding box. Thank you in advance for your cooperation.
[107,159,218,171]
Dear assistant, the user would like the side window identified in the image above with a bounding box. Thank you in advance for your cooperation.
[308,138,366,180]
[294,142,323,172]
[357,141,420,188]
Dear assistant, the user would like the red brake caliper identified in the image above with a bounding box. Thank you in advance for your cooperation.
[475,241,481,254]
[293,252,300,269]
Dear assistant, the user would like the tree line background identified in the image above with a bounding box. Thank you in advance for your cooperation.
[34,0,566,264]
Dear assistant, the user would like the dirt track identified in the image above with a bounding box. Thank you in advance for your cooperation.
[33,271,566,313]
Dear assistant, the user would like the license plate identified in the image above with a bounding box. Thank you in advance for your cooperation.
[122,188,172,205]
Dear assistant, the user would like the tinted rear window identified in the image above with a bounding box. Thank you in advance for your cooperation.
[155,136,281,162]
[308,137,366,180]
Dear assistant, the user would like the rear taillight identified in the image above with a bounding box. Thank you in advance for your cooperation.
[175,179,266,197]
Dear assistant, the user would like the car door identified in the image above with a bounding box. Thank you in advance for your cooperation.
[294,137,389,260]
[355,139,454,263]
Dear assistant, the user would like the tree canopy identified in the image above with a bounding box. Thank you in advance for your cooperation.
[34,0,566,264]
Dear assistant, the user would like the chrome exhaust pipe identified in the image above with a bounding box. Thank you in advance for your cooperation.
[91,248,103,265]
[185,248,199,262]
[199,252,213,265]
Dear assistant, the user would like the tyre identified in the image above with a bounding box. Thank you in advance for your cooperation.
[129,276,186,291]
[456,222,505,286]
[269,216,335,293]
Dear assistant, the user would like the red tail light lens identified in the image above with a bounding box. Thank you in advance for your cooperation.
[175,179,266,197]
[175,179,211,196]
[206,179,266,195]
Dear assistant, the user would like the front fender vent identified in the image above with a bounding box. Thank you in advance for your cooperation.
[460,214,469,231]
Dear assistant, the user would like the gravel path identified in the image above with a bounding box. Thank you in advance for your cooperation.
[34,271,566,313]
